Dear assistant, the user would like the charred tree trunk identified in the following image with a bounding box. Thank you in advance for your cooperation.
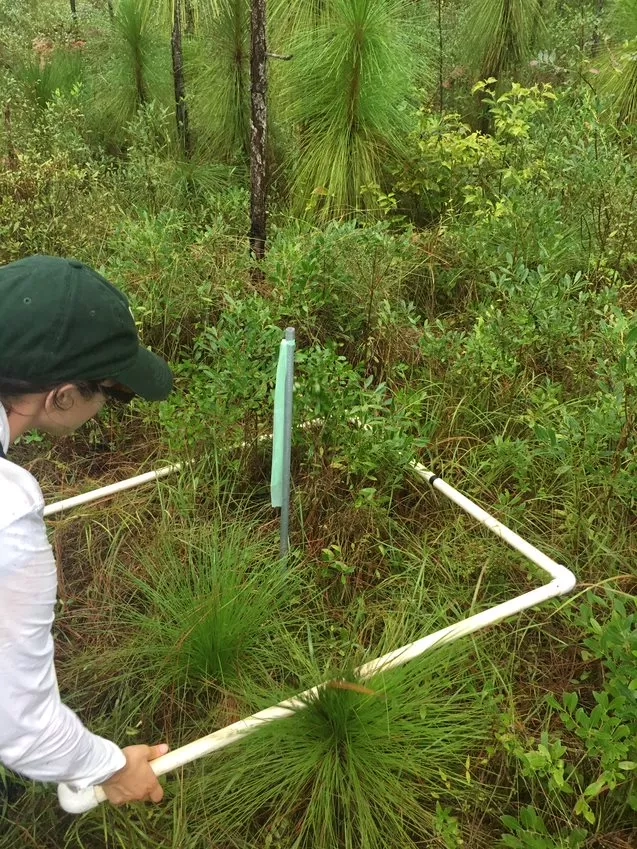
[249,0,268,263]
[171,0,193,159]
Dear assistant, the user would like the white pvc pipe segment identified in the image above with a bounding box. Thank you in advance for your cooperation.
[411,463,576,592]
[42,465,182,518]
[57,466,576,814]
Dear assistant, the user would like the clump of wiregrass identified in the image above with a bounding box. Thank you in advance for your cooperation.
[280,0,422,221]
[181,645,495,849]
[77,514,304,717]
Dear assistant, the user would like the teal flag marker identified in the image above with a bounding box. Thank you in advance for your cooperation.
[271,328,295,557]
[271,338,288,507]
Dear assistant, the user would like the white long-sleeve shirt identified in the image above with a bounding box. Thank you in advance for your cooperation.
[0,403,126,789]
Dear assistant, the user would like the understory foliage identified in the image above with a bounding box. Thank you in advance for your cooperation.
[0,1,635,849]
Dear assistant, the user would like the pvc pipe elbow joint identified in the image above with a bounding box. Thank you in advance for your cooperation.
[58,782,103,814]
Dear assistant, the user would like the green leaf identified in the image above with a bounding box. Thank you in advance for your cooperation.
[575,797,596,824]
[584,777,607,798]
[563,692,578,713]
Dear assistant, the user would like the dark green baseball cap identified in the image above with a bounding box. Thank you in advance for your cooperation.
[0,255,172,400]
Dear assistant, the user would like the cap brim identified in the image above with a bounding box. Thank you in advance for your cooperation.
[114,346,173,401]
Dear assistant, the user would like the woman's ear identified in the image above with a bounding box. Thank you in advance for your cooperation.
[44,383,76,414]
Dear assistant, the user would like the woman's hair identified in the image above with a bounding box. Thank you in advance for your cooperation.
[0,377,102,413]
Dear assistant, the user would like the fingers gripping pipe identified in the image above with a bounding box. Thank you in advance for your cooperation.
[57,466,575,814]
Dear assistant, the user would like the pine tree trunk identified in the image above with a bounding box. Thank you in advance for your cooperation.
[70,0,77,21]
[249,0,268,262]
[107,0,114,20]
[172,0,193,159]
[234,0,250,157]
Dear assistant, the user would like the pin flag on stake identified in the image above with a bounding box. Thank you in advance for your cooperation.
[271,328,296,558]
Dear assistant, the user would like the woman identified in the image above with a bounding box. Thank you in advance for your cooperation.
[0,255,173,806]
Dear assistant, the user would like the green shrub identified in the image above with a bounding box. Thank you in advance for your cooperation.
[0,88,112,263]
[499,592,637,839]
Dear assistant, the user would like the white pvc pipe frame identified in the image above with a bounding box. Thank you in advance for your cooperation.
[52,452,576,813]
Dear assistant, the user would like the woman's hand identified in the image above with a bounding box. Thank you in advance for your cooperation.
[102,743,169,805]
